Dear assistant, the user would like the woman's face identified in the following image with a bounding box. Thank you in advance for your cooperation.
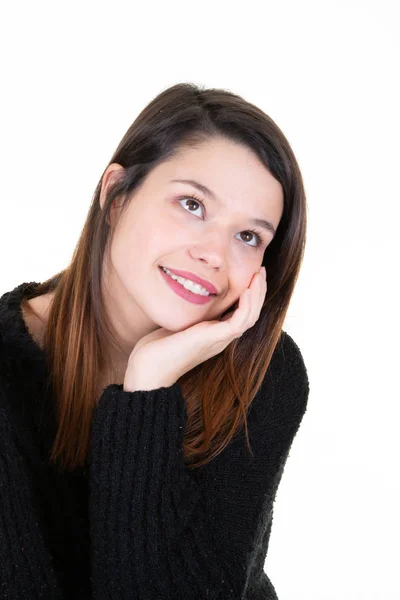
[100,137,284,335]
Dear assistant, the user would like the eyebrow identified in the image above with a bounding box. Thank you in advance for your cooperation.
[170,178,277,237]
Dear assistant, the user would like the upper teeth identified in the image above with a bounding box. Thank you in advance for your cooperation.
[161,267,212,296]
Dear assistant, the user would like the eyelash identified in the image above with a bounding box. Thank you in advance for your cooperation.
[176,194,266,249]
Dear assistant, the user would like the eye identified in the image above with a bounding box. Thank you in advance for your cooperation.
[178,195,204,218]
[177,195,266,249]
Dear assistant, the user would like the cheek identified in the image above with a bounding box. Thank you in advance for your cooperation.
[111,216,173,278]
[109,220,145,280]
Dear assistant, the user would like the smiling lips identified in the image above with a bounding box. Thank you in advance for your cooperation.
[161,266,219,295]
[159,267,216,305]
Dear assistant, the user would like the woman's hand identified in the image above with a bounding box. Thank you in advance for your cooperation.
[123,267,267,392]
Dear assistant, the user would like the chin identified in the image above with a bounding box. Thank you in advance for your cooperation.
[155,311,206,332]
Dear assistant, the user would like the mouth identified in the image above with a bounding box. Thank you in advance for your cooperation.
[159,266,218,296]
[159,266,217,305]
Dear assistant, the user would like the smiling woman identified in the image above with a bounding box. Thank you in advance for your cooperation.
[0,82,309,599]
[98,136,284,345]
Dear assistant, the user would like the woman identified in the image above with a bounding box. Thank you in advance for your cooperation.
[0,83,310,599]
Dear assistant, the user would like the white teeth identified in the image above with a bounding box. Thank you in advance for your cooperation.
[161,267,212,296]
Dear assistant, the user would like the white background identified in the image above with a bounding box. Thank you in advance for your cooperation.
[1,1,399,598]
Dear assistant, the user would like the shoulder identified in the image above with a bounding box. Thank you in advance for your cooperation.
[270,329,310,423]
[250,329,310,431]
[0,282,48,395]
[274,330,310,394]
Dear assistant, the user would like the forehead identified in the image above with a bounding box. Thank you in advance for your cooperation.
[153,138,282,201]
[153,137,284,217]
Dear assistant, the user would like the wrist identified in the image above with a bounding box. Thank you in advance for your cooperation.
[123,381,177,392]
[123,368,178,392]
[122,352,180,392]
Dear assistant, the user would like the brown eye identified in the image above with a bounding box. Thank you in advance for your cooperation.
[177,196,204,217]
[240,232,254,243]
[186,199,200,211]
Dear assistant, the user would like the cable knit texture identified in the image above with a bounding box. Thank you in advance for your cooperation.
[0,282,310,599]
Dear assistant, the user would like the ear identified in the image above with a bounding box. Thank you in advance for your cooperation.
[99,163,125,215]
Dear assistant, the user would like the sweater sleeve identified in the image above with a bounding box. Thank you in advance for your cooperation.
[88,339,309,599]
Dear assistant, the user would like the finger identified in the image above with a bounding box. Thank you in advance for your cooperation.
[219,271,264,337]
[256,269,267,310]
[246,274,261,327]
[230,288,252,337]
[246,271,266,328]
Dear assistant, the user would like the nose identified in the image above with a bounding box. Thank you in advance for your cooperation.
[189,231,228,270]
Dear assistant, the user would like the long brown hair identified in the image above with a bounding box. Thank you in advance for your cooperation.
[22,83,307,471]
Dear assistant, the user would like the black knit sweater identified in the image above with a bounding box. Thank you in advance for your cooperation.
[0,282,310,599]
